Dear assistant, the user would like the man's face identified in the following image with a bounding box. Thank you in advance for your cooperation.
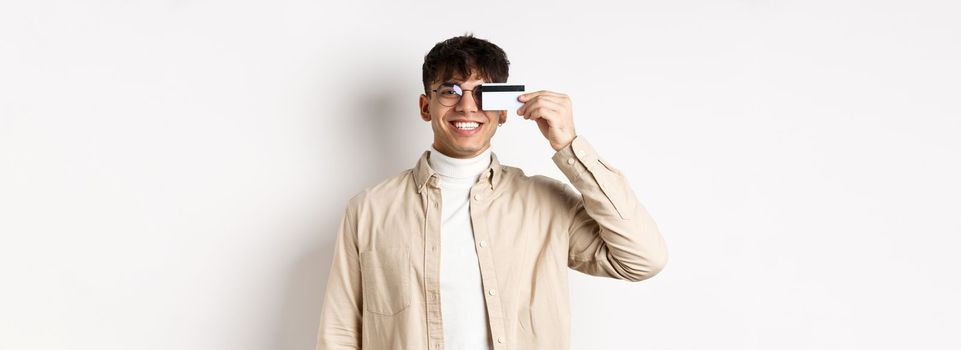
[419,73,507,159]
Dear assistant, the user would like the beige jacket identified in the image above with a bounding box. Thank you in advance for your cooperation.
[315,135,668,350]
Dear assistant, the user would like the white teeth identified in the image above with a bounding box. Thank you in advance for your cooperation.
[453,121,479,130]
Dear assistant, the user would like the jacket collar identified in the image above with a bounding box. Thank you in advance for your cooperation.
[414,148,502,194]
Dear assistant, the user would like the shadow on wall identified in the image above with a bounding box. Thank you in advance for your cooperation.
[271,53,424,350]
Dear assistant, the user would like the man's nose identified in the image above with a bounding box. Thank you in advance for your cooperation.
[455,91,480,112]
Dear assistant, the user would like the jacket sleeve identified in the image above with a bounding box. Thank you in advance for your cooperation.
[315,204,363,349]
[551,135,668,282]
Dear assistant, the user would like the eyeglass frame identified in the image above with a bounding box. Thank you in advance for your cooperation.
[429,82,483,108]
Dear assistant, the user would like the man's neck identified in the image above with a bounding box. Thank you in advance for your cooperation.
[428,146,492,179]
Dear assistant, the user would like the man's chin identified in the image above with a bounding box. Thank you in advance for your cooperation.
[447,143,488,157]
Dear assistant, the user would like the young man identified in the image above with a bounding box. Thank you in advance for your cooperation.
[315,34,668,350]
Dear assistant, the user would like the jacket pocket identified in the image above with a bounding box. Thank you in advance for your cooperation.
[360,246,412,316]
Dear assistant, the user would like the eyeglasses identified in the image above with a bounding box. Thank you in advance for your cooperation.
[430,83,482,108]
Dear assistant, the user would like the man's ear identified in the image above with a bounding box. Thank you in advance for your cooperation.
[498,111,507,124]
[419,94,431,122]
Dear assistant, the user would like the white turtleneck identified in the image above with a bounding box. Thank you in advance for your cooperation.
[428,145,494,350]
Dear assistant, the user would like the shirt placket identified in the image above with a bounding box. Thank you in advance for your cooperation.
[469,180,509,349]
[424,175,445,349]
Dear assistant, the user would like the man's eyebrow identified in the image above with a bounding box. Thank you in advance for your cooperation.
[440,81,460,87]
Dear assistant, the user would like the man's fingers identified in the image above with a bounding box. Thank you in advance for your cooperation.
[524,106,561,124]
[518,97,564,116]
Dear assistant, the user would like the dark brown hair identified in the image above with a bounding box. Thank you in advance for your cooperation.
[421,33,510,95]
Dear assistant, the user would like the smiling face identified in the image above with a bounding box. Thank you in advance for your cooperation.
[419,72,507,159]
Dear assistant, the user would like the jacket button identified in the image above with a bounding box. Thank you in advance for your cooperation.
[473,194,482,201]
[497,337,504,344]
[488,289,496,296]
[567,158,575,165]
[479,240,488,248]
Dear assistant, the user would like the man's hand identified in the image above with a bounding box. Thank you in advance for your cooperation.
[517,90,577,151]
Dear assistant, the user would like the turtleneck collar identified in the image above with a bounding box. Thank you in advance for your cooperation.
[427,145,492,181]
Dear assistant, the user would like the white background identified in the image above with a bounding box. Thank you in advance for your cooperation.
[2,1,959,349]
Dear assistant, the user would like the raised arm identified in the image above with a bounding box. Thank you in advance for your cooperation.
[551,136,668,282]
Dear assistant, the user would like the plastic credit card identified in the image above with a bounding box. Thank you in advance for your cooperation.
[479,83,525,111]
